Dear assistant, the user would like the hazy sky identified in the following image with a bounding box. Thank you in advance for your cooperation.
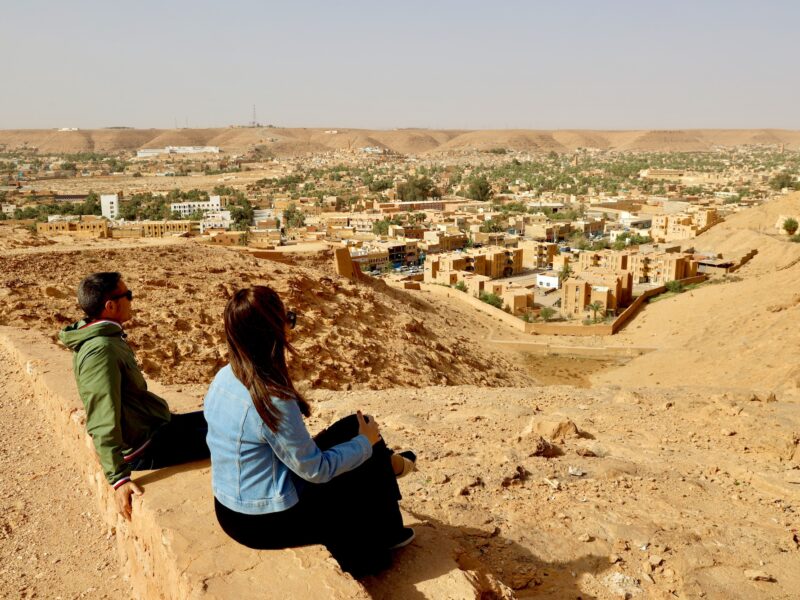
[2,1,798,130]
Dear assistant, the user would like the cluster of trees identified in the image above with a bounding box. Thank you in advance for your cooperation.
[771,173,799,191]
[0,192,102,221]
[397,176,440,201]
[465,175,493,202]
[478,218,506,233]
[282,203,305,229]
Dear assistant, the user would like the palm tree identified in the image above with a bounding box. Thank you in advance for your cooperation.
[587,301,604,323]
[558,263,573,283]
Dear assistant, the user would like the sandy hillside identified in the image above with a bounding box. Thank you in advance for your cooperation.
[0,240,533,391]
[3,128,800,155]
[593,192,800,395]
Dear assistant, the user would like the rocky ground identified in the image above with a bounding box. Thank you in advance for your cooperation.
[1,209,800,598]
[0,344,133,599]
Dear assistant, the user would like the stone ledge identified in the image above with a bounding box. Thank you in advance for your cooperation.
[0,327,369,599]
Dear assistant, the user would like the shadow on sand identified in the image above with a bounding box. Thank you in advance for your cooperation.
[360,510,610,599]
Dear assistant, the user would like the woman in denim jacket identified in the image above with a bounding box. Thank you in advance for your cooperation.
[204,286,415,575]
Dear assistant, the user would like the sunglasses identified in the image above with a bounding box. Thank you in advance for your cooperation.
[109,290,133,302]
[286,310,297,329]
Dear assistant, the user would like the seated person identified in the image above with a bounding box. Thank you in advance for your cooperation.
[60,272,209,520]
[204,285,416,576]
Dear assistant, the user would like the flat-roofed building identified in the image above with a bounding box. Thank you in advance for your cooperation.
[421,230,467,253]
[561,269,633,317]
[140,220,196,237]
[170,195,222,218]
[628,252,696,284]
[100,194,119,219]
[424,246,522,284]
[349,246,390,271]
[518,240,557,269]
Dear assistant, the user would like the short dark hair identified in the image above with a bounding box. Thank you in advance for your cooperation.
[78,272,122,318]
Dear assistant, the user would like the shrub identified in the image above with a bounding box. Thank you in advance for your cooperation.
[479,292,503,309]
[790,234,800,243]
[454,281,467,292]
[783,217,798,236]
[665,280,684,293]
[539,307,556,322]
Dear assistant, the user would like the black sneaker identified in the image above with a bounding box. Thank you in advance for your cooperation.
[388,527,416,550]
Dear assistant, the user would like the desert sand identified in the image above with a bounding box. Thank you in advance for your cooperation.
[2,128,800,155]
[1,196,800,598]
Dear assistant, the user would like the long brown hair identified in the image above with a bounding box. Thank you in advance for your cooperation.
[224,286,310,432]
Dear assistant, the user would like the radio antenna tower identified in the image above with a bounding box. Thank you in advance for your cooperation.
[250,105,258,128]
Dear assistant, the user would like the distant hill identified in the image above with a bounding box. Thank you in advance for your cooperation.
[2,127,800,155]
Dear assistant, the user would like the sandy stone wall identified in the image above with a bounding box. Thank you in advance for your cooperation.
[0,327,369,599]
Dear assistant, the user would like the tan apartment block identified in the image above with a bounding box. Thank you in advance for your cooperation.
[502,288,535,315]
[140,221,196,237]
[518,240,557,269]
[552,254,571,272]
[422,231,467,253]
[208,231,248,246]
[650,208,720,243]
[628,252,696,284]
[36,220,110,238]
[526,222,572,242]
[561,269,633,317]
[388,224,426,239]
[424,246,522,284]
[372,239,419,266]
[349,246,390,271]
[577,249,632,273]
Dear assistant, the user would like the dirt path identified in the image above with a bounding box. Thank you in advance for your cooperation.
[0,345,132,599]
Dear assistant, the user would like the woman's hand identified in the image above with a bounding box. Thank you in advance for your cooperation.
[357,410,381,445]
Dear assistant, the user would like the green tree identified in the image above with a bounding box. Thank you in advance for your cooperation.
[539,307,556,322]
[283,203,306,229]
[397,176,437,201]
[783,217,798,236]
[770,173,796,191]
[558,263,573,283]
[466,176,493,202]
[479,218,505,233]
[587,301,604,323]
[79,191,101,216]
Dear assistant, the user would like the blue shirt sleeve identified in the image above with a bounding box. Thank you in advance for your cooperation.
[264,399,372,484]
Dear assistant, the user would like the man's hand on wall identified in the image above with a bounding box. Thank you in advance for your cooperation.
[115,481,143,520]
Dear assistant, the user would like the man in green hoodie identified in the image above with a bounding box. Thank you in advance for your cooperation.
[60,272,209,520]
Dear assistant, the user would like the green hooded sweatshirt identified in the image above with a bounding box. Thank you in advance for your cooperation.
[59,320,171,487]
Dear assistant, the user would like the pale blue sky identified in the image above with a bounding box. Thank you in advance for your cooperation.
[2,1,798,129]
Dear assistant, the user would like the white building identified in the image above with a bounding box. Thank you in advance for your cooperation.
[1,203,16,216]
[536,271,561,290]
[100,194,119,219]
[136,146,220,159]
[200,210,233,233]
[170,195,222,218]
[253,208,275,221]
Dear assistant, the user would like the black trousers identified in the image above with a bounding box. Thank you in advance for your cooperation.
[214,414,404,576]
[129,411,210,471]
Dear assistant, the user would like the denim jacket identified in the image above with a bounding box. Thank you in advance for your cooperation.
[204,365,372,515]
